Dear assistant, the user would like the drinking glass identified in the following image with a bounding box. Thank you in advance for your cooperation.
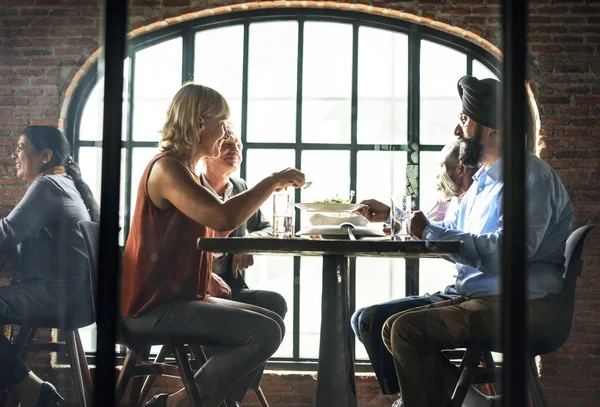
[390,195,412,240]
[273,192,295,239]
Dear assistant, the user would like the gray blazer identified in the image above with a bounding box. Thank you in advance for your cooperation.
[207,176,272,291]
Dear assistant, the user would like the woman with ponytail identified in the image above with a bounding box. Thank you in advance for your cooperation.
[0,125,99,406]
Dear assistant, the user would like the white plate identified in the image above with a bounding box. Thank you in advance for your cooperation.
[295,203,365,213]
[309,213,368,227]
[296,225,386,240]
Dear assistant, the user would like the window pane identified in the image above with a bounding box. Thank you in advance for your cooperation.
[243,256,294,358]
[78,147,127,246]
[299,256,322,358]
[420,40,466,145]
[245,149,296,222]
[355,258,406,360]
[79,58,130,141]
[357,27,408,145]
[300,150,350,230]
[247,22,298,143]
[195,26,244,134]
[419,150,444,214]
[419,258,457,296]
[132,38,183,142]
[356,151,407,204]
[302,22,352,144]
[244,149,296,358]
[131,147,161,218]
[473,59,499,81]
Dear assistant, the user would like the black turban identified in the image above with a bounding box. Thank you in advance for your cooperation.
[457,75,502,129]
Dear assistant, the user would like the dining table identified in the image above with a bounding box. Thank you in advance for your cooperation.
[197,236,462,407]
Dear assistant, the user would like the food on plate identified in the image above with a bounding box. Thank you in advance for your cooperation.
[313,195,348,204]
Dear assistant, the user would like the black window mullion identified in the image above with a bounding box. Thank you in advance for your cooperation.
[181,29,195,82]
[292,19,304,361]
[467,54,473,76]
[123,53,136,240]
[405,25,421,297]
[240,23,250,180]
[349,23,360,355]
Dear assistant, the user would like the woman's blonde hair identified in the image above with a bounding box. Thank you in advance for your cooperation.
[159,82,230,154]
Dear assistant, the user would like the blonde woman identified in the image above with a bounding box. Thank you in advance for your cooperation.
[121,83,305,407]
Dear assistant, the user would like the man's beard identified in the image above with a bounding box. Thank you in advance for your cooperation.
[458,124,483,168]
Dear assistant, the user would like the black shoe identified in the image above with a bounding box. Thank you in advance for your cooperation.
[36,382,65,407]
[144,393,169,407]
[224,399,241,407]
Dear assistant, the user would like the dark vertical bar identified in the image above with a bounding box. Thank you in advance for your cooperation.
[292,20,304,360]
[181,30,195,83]
[123,54,135,239]
[240,23,250,179]
[467,54,473,76]
[405,25,420,296]
[501,0,528,406]
[349,23,359,353]
[96,1,127,406]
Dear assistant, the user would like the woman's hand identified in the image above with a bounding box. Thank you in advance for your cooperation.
[354,199,390,223]
[208,273,232,299]
[270,168,305,191]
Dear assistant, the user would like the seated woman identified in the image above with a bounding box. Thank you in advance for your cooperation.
[0,126,99,407]
[121,83,305,407]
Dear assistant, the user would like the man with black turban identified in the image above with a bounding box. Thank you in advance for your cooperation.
[362,75,573,407]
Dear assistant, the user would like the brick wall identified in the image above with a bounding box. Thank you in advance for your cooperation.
[1,1,599,406]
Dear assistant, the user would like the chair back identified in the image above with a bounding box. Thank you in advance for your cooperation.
[539,224,593,354]
[79,221,100,319]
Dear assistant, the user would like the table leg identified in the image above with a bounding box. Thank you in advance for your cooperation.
[316,255,357,407]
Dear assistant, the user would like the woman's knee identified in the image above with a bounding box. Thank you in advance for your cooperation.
[252,315,283,356]
[351,307,365,337]
[267,292,288,321]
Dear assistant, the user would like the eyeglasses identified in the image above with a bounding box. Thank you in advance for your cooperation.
[457,112,469,125]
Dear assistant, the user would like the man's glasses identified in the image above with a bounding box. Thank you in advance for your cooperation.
[457,112,469,125]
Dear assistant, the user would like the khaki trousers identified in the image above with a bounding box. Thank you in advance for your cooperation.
[382,295,560,407]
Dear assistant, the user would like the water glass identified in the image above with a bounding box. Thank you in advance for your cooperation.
[390,195,412,240]
[273,192,295,239]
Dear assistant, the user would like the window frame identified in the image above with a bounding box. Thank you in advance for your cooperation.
[65,8,502,368]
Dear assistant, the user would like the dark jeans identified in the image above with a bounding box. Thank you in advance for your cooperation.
[122,296,285,403]
[351,286,457,394]
[1,280,80,390]
[204,287,288,402]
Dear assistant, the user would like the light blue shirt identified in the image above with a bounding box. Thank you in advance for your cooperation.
[422,151,573,299]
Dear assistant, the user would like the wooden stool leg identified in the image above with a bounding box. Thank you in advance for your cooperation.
[66,331,88,407]
[481,351,497,396]
[116,349,139,404]
[74,330,94,404]
[129,346,150,407]
[450,349,482,407]
[138,345,170,407]
[173,346,203,407]
[254,387,270,407]
[527,357,548,407]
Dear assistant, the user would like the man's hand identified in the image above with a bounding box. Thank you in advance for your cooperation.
[410,211,430,240]
[231,253,254,279]
[355,199,391,223]
[208,273,232,299]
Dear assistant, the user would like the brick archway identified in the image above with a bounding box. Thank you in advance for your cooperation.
[59,0,539,144]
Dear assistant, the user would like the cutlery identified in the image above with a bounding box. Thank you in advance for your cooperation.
[302,181,313,189]
[340,222,357,241]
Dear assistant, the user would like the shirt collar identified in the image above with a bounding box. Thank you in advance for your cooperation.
[200,173,233,200]
[472,156,504,183]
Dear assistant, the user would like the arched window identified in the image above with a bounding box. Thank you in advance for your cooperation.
[67,8,500,364]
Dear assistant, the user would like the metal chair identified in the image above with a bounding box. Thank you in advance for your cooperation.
[448,224,594,407]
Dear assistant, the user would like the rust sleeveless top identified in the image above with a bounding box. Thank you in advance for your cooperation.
[120,151,214,317]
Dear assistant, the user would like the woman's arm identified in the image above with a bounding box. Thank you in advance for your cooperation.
[148,156,304,231]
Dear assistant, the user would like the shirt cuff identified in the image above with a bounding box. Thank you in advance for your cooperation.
[422,222,445,241]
